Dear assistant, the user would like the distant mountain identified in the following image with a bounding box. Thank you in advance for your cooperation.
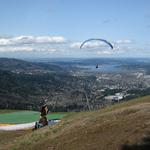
[0,58,63,73]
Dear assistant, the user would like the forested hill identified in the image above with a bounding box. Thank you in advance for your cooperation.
[0,58,63,72]
[0,58,96,111]
[0,58,65,110]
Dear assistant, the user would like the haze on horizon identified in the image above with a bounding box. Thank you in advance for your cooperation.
[0,0,150,58]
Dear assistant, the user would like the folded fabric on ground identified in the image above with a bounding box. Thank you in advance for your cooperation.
[0,122,35,131]
[0,119,60,131]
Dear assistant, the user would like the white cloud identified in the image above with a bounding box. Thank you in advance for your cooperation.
[39,48,57,53]
[0,38,11,46]
[0,46,34,52]
[70,42,82,49]
[35,36,66,43]
[48,49,57,52]
[0,36,148,57]
[97,50,113,55]
[0,35,67,53]
[0,36,66,46]
[0,46,57,53]
[115,39,133,44]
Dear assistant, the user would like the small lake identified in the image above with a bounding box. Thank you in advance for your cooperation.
[75,64,122,73]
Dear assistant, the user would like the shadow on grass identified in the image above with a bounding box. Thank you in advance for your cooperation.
[121,135,150,150]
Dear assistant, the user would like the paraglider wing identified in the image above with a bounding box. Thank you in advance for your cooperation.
[80,39,113,49]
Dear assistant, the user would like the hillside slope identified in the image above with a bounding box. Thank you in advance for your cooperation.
[0,58,97,111]
[0,58,62,72]
[1,96,150,150]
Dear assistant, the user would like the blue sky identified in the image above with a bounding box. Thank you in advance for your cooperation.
[0,0,150,58]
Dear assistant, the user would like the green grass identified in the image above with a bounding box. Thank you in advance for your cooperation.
[0,111,67,124]
[0,96,149,124]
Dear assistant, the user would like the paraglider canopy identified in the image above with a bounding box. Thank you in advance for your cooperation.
[80,38,113,49]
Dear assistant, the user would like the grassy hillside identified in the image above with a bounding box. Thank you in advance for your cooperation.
[0,96,150,150]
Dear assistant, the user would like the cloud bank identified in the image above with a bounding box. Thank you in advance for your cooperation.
[0,36,66,53]
[0,36,66,46]
[0,36,149,57]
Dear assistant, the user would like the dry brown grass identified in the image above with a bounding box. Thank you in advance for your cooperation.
[0,130,31,150]
[0,96,150,150]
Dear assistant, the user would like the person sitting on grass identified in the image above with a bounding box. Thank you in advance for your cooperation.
[34,104,49,129]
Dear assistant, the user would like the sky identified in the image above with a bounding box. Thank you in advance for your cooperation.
[0,0,150,58]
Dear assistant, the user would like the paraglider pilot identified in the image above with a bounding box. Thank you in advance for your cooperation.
[39,104,49,126]
[34,104,49,129]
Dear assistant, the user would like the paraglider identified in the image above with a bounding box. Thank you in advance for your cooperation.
[96,64,98,68]
[80,38,113,49]
[80,38,113,69]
